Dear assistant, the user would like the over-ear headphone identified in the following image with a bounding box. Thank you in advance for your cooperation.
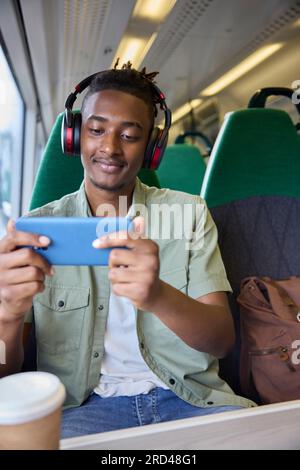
[62,72,172,169]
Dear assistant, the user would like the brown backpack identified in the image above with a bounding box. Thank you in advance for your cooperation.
[237,276,300,404]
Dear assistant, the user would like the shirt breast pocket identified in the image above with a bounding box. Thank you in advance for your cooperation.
[33,285,90,354]
[160,267,188,294]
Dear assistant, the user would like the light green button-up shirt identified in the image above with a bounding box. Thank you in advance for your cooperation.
[26,178,255,409]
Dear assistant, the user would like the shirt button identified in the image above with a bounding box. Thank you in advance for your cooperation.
[140,342,144,349]
[58,300,64,308]
[207,401,214,405]
[98,305,104,310]
[169,378,175,385]
[93,352,99,358]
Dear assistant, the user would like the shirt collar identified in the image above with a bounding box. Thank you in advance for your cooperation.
[127,177,146,219]
[75,180,92,217]
[75,177,147,218]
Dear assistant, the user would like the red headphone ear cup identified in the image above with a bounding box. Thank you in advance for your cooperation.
[150,130,168,170]
[73,113,82,156]
[143,127,160,169]
[61,111,81,156]
[62,110,74,155]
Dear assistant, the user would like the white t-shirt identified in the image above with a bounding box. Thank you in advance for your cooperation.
[94,290,169,397]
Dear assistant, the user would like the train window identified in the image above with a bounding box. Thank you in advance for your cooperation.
[0,43,25,237]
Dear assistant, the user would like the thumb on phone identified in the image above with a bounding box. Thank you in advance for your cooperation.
[130,216,145,239]
[6,219,15,233]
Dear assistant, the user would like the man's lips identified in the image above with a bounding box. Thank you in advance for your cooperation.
[91,158,125,173]
[91,157,125,166]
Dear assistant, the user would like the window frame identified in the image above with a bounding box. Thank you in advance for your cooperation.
[0,1,42,217]
[0,29,26,226]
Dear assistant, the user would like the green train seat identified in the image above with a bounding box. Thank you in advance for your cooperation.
[201,113,300,208]
[157,143,206,195]
[200,88,300,398]
[29,112,161,211]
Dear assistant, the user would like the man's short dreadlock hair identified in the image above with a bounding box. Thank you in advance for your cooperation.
[81,60,159,122]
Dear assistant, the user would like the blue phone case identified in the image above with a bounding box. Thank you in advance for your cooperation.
[15,217,133,266]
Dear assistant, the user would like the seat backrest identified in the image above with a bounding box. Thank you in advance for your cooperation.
[29,112,161,211]
[157,143,206,195]
[200,108,300,397]
[201,109,300,208]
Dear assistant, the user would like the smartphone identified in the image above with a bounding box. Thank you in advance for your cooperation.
[15,217,133,266]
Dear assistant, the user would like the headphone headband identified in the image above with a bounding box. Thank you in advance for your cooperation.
[62,70,172,169]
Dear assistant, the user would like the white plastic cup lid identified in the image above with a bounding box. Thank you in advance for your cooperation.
[0,372,66,425]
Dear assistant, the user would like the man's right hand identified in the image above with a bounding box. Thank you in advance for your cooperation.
[0,219,53,320]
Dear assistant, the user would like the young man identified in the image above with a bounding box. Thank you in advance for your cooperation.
[0,63,255,438]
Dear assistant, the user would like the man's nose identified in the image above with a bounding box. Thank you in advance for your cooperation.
[100,132,121,155]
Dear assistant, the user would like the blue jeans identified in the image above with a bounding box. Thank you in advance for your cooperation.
[61,388,242,439]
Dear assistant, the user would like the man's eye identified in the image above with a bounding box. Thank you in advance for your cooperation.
[122,134,139,141]
[89,128,103,135]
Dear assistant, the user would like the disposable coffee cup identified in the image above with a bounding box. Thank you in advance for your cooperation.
[0,371,66,450]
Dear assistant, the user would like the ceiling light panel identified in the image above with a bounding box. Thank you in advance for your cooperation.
[133,0,177,22]
[200,43,283,96]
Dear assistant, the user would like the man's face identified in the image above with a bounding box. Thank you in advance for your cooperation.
[81,89,152,192]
